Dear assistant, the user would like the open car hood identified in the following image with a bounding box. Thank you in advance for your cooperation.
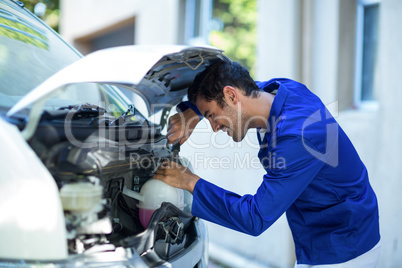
[7,45,226,117]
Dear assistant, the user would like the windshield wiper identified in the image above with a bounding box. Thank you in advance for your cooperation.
[39,103,109,124]
[109,104,135,126]
[58,103,107,118]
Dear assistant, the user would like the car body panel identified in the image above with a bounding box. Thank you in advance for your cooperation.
[7,45,225,117]
[0,117,67,260]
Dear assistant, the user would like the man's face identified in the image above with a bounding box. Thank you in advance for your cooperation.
[196,97,249,142]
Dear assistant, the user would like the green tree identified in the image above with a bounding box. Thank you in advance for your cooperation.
[210,0,257,76]
[21,0,60,32]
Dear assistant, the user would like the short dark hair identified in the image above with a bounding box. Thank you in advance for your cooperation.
[188,58,260,107]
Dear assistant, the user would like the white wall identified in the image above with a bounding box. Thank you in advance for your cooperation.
[255,0,301,81]
[134,0,180,45]
[369,0,402,265]
[60,0,180,46]
[60,0,140,43]
[310,0,339,105]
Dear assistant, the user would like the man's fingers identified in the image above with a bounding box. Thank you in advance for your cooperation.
[155,160,176,170]
[167,135,186,146]
[167,132,179,144]
[167,113,183,132]
[166,110,199,145]
[179,136,187,145]
[167,131,185,144]
[167,120,176,132]
[167,124,194,144]
[158,160,184,170]
[152,173,164,181]
[153,165,171,180]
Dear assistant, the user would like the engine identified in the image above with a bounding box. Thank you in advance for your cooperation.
[28,107,196,264]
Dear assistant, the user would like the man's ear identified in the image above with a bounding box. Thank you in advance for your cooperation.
[223,86,238,105]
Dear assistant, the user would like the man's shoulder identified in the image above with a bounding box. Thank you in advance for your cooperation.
[275,98,335,154]
[260,78,334,152]
[255,78,303,92]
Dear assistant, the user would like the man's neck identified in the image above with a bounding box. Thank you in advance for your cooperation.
[243,91,275,129]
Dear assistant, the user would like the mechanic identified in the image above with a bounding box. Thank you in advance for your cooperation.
[153,58,381,267]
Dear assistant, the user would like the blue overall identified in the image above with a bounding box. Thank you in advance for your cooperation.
[184,78,380,264]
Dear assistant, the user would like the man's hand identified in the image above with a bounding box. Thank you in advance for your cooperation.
[167,108,201,145]
[153,160,200,194]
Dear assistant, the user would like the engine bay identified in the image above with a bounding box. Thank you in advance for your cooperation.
[27,104,197,264]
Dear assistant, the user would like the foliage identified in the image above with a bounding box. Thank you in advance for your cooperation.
[21,0,60,32]
[210,0,257,76]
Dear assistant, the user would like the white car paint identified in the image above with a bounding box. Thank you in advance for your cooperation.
[7,45,223,117]
[0,117,67,260]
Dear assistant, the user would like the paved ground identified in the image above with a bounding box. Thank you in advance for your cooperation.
[207,242,272,268]
[208,259,232,268]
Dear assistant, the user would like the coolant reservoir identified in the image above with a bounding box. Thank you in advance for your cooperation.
[60,182,103,212]
[137,179,184,228]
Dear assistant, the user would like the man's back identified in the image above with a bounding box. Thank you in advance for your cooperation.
[257,78,380,264]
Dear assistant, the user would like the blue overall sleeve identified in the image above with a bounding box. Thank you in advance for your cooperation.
[191,135,325,236]
[176,101,203,120]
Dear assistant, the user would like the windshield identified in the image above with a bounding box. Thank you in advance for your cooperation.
[0,2,80,107]
[0,1,136,118]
